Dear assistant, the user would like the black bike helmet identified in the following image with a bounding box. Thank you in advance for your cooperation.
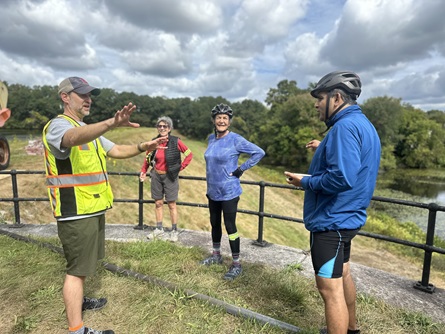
[211,103,233,119]
[310,71,361,100]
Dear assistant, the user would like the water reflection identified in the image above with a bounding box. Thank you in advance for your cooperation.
[389,176,445,204]
[376,172,445,239]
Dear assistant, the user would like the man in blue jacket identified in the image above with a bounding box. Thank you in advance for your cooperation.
[285,71,381,334]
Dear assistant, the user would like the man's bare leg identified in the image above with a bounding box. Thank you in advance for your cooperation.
[63,274,85,327]
[316,275,348,334]
[343,262,359,331]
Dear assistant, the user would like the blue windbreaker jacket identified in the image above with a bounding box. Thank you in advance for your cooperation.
[205,132,265,201]
[300,105,381,232]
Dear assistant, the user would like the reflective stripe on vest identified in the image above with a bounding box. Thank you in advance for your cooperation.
[46,172,108,188]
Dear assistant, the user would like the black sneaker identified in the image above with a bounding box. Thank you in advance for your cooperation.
[84,328,114,334]
[223,265,242,280]
[82,297,107,311]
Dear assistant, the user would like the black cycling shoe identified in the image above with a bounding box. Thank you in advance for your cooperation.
[82,297,107,311]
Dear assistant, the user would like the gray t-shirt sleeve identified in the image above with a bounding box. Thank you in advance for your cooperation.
[45,117,115,159]
[45,118,73,159]
[99,136,115,152]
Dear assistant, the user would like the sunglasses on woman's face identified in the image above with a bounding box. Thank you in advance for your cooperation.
[157,124,169,129]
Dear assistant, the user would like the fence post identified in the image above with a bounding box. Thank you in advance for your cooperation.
[134,180,148,230]
[10,170,22,227]
[413,202,437,293]
[252,181,268,247]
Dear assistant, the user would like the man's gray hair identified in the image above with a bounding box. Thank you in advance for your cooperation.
[332,89,357,105]
[156,116,173,130]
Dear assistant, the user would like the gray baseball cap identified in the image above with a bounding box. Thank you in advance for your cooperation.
[58,77,101,96]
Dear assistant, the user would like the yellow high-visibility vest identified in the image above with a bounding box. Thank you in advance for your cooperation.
[42,115,114,218]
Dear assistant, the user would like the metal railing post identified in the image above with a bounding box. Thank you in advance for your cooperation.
[252,181,267,247]
[413,202,437,293]
[10,170,22,227]
[134,179,148,230]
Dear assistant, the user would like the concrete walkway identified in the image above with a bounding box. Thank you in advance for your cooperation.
[1,222,444,325]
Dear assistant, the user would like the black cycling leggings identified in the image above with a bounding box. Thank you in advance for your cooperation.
[208,196,240,255]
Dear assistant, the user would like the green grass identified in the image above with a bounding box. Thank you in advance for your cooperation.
[1,235,444,334]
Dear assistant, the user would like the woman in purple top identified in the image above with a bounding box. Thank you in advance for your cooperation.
[201,103,265,280]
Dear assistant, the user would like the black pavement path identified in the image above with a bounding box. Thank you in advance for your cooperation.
[1,223,444,325]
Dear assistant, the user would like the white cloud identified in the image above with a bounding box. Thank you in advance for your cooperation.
[105,0,222,34]
[121,33,193,77]
[0,0,444,111]
[320,0,445,69]
[0,52,55,87]
[285,32,324,74]
[236,0,308,38]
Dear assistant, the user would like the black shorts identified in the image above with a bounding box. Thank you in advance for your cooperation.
[310,229,359,279]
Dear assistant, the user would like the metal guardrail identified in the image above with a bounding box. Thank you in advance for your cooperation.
[1,169,444,294]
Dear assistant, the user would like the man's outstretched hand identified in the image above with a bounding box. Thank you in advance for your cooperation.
[113,102,139,128]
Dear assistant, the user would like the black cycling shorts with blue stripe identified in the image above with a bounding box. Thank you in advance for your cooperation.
[310,229,359,278]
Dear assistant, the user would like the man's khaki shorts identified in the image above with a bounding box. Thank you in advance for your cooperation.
[57,215,105,276]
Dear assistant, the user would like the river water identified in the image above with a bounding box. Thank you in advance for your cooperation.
[375,171,445,240]
[386,175,445,205]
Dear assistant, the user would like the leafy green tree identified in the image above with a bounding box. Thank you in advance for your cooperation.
[176,96,226,140]
[24,111,49,130]
[83,88,119,124]
[4,84,34,127]
[7,80,445,171]
[379,144,397,171]
[265,80,308,109]
[426,109,445,128]
[395,108,445,168]
[230,99,268,140]
[132,95,176,128]
[168,97,191,130]
[136,95,173,127]
[361,96,403,147]
[254,91,323,169]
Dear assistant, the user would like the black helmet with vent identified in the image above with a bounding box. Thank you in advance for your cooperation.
[310,71,361,100]
[211,103,233,119]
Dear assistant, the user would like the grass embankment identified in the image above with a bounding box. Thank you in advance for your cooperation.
[1,235,443,334]
[0,128,444,333]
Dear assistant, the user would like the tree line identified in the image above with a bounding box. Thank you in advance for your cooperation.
[3,80,445,170]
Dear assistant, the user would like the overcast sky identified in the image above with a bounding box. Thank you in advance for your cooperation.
[1,0,444,111]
